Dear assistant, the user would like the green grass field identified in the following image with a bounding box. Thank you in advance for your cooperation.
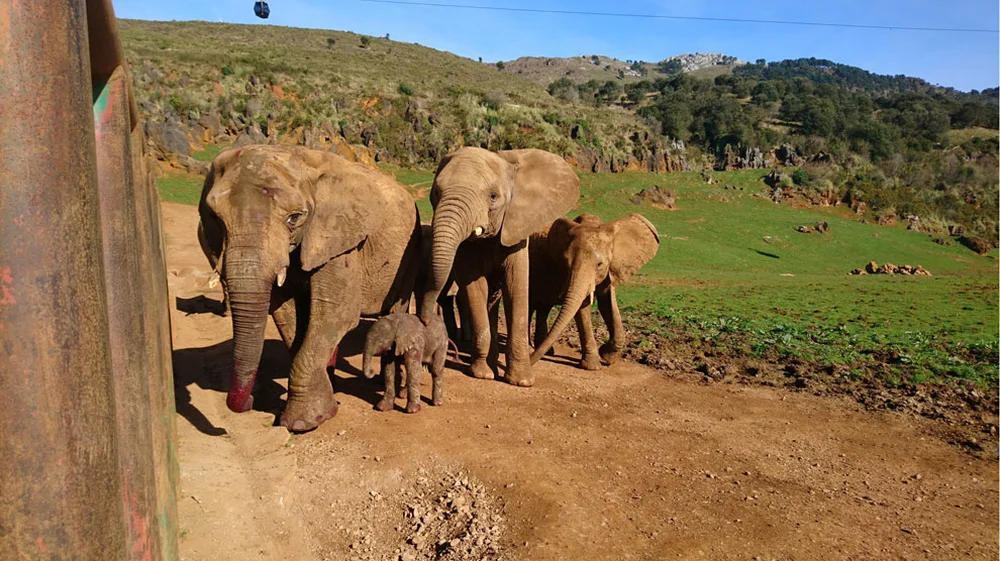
[161,164,999,387]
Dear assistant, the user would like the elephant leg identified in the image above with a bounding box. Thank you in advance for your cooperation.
[597,286,624,364]
[270,286,299,351]
[376,354,396,412]
[487,290,500,372]
[280,256,361,432]
[404,349,423,414]
[575,300,601,371]
[394,355,406,396]
[532,305,555,357]
[457,285,473,344]
[501,245,534,387]
[430,348,446,406]
[464,276,495,380]
[441,294,459,343]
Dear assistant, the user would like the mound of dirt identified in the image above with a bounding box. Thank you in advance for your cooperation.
[397,472,506,561]
[346,469,508,561]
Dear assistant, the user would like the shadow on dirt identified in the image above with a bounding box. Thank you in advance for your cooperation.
[172,318,477,435]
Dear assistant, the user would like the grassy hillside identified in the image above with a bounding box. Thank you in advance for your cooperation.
[120,19,664,169]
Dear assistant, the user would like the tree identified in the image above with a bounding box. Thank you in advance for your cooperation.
[591,55,600,66]
[656,59,682,75]
[495,61,505,71]
[755,58,766,66]
[598,80,623,104]
[478,56,482,63]
[359,36,370,48]
[326,37,336,49]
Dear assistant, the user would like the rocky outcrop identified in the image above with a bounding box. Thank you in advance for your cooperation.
[662,53,744,72]
[850,262,930,276]
[630,186,677,210]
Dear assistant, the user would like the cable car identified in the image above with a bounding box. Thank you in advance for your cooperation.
[254,1,270,19]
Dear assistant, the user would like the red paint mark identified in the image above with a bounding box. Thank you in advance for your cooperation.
[0,267,15,312]
[227,366,257,413]
[122,471,153,561]
[35,537,46,553]
[327,346,339,369]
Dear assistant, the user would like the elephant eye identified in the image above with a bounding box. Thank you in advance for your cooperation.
[286,211,305,228]
[489,191,498,202]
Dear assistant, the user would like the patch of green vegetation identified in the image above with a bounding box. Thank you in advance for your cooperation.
[156,171,204,205]
[574,170,999,386]
[192,143,227,162]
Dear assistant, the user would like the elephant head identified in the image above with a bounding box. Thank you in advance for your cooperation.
[199,145,382,413]
[419,147,580,320]
[530,213,660,362]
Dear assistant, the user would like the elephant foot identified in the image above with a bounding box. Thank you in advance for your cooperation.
[405,401,422,414]
[469,359,496,380]
[375,395,395,412]
[280,387,339,433]
[504,362,535,387]
[580,354,602,371]
[599,343,621,365]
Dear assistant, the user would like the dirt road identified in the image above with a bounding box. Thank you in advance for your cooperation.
[162,202,998,561]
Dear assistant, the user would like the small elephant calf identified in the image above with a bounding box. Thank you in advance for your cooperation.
[362,313,454,413]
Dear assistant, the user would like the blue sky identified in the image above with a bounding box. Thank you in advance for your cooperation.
[115,0,999,91]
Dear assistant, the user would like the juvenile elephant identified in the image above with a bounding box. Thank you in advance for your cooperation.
[529,213,659,369]
[198,145,422,432]
[418,147,579,387]
[362,313,451,413]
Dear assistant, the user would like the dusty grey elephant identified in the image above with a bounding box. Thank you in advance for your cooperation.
[198,145,422,432]
[362,313,453,413]
[418,147,579,387]
[529,213,659,369]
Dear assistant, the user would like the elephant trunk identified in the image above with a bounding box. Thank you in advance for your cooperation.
[530,270,595,363]
[420,194,479,321]
[224,245,275,413]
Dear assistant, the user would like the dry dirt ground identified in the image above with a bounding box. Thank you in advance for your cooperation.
[162,202,998,561]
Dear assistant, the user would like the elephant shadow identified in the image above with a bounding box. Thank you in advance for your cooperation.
[172,320,408,436]
[175,295,226,316]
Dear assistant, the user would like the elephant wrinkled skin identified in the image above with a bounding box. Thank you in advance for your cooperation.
[198,145,421,432]
[529,213,659,369]
[419,147,579,387]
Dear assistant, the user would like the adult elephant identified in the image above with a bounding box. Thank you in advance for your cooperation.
[198,145,421,432]
[419,147,579,387]
[528,213,659,369]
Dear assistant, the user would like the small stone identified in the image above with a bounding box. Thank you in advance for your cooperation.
[337,429,346,436]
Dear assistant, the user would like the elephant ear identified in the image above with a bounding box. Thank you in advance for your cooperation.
[543,217,578,259]
[608,214,660,285]
[298,150,384,271]
[497,149,580,247]
[198,147,246,263]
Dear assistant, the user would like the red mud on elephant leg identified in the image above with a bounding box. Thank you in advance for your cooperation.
[226,367,257,413]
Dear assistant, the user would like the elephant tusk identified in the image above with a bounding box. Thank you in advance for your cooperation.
[590,290,595,304]
[473,226,484,237]
[208,272,220,289]
[276,267,287,287]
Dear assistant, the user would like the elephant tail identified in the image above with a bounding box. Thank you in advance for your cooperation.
[447,338,461,365]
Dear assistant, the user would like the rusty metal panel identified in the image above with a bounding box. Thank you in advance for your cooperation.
[131,123,181,561]
[0,1,128,559]
[94,64,163,561]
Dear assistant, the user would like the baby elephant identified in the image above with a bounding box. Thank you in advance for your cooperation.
[363,313,453,413]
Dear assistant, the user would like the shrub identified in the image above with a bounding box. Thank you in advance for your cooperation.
[791,168,811,186]
[326,37,336,48]
[399,83,414,96]
[359,36,370,48]
[221,64,233,76]
[495,61,505,71]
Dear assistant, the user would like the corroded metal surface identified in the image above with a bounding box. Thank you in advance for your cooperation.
[0,1,178,559]
[0,1,128,559]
